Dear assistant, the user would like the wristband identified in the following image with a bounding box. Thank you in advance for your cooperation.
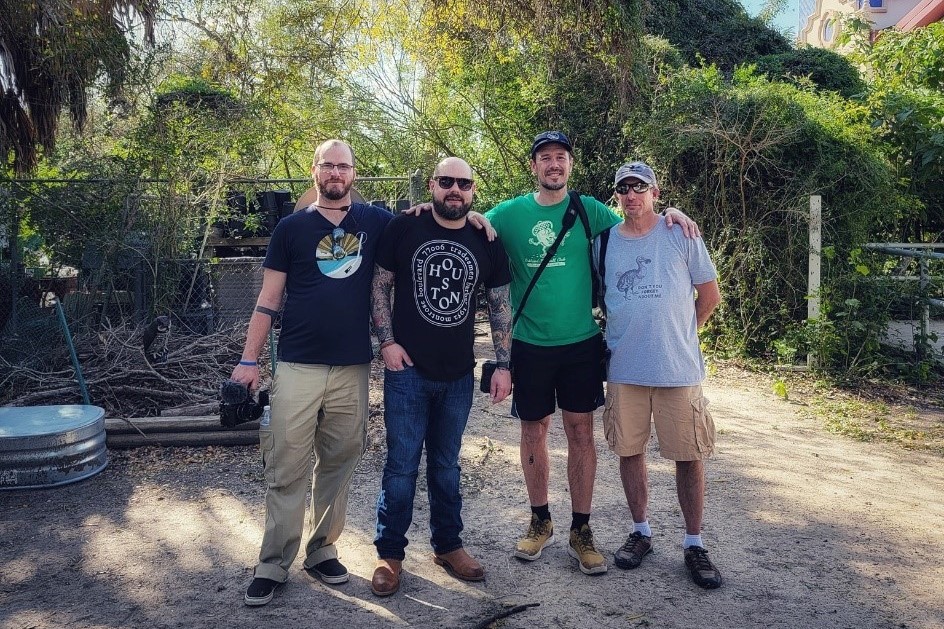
[239,360,258,366]
[379,339,396,350]
[495,361,511,370]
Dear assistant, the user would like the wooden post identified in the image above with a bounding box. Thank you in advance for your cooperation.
[808,195,821,321]
[808,195,822,368]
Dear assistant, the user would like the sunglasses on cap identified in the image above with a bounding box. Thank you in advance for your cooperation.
[433,176,474,191]
[615,181,653,195]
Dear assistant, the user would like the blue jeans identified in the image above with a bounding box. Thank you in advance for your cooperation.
[374,366,474,560]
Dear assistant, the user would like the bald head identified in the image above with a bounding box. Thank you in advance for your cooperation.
[312,139,355,167]
[432,157,473,179]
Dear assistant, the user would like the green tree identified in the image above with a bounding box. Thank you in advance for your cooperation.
[862,24,944,241]
[754,47,866,98]
[0,0,156,174]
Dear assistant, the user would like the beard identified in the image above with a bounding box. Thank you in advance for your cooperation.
[433,196,472,221]
[317,178,352,201]
[537,172,567,191]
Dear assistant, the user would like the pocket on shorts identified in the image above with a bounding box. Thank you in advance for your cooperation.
[602,388,618,450]
[691,395,715,454]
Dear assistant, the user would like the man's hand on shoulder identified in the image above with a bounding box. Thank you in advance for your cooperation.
[664,207,701,238]
[468,211,497,241]
[401,202,433,215]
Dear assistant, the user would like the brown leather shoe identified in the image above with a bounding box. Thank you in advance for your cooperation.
[371,559,402,596]
[433,548,485,582]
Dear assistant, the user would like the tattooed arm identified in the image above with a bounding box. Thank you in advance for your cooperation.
[371,264,413,370]
[486,283,513,403]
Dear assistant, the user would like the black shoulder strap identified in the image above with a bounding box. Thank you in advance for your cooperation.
[595,227,610,317]
[571,191,592,241]
[570,191,606,311]
[512,194,581,329]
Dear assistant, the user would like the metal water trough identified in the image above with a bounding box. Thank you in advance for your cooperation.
[0,405,108,490]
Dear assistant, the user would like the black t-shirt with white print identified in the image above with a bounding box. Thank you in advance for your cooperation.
[375,211,511,381]
[264,202,392,365]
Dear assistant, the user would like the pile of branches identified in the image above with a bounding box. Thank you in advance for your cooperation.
[0,320,260,418]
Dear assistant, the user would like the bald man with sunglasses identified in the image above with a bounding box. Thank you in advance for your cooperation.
[369,157,512,596]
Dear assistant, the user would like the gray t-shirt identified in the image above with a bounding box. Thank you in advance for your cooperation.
[595,216,717,386]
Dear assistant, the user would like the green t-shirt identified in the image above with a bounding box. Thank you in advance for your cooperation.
[485,193,620,346]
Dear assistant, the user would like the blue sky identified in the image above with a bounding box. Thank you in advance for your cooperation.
[739,0,803,35]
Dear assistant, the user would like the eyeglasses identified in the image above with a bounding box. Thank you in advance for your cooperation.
[615,181,653,195]
[433,176,474,191]
[317,162,353,174]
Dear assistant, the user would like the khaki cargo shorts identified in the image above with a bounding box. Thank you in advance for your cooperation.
[602,383,715,461]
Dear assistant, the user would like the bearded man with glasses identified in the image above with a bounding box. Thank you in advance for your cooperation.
[234,139,395,606]
[369,157,512,596]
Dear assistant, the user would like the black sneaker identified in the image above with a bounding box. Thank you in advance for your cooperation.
[307,558,349,585]
[614,532,653,569]
[684,546,722,589]
[244,577,281,606]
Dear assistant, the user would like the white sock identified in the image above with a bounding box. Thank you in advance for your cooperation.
[634,521,652,537]
[683,534,703,549]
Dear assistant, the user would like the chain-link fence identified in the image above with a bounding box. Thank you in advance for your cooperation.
[0,173,422,415]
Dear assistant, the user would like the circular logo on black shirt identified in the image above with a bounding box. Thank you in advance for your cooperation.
[411,240,479,327]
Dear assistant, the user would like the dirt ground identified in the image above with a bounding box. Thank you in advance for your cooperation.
[2,335,944,629]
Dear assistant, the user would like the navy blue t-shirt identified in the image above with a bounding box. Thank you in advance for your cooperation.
[375,211,511,381]
[264,203,392,365]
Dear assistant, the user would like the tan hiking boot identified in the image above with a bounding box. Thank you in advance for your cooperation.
[514,514,555,560]
[568,524,607,575]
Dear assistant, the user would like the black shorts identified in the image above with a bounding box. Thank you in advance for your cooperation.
[511,335,605,421]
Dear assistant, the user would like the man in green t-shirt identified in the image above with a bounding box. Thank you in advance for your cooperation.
[485,131,698,576]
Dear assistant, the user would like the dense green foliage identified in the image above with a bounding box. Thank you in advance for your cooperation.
[629,64,901,360]
[645,0,791,71]
[754,47,866,98]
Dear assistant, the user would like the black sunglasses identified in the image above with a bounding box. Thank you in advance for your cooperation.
[615,181,653,195]
[433,176,474,191]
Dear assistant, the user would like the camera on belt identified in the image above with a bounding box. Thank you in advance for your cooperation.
[219,379,269,427]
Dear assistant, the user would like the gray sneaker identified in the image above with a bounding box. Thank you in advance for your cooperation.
[684,546,722,589]
[614,532,653,569]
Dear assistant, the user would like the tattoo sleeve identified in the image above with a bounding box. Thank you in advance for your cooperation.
[486,284,512,364]
[371,264,396,343]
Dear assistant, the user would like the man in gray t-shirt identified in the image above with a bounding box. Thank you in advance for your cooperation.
[594,161,723,589]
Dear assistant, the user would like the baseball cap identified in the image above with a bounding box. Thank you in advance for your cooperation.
[530,131,573,158]
[614,161,657,186]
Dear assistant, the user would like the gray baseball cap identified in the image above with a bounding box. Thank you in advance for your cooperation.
[614,161,657,186]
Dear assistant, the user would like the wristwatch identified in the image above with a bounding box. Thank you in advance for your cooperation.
[495,361,511,370]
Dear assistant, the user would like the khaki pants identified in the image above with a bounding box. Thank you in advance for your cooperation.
[253,362,369,582]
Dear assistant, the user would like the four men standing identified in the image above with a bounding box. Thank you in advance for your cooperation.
[235,135,723,607]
